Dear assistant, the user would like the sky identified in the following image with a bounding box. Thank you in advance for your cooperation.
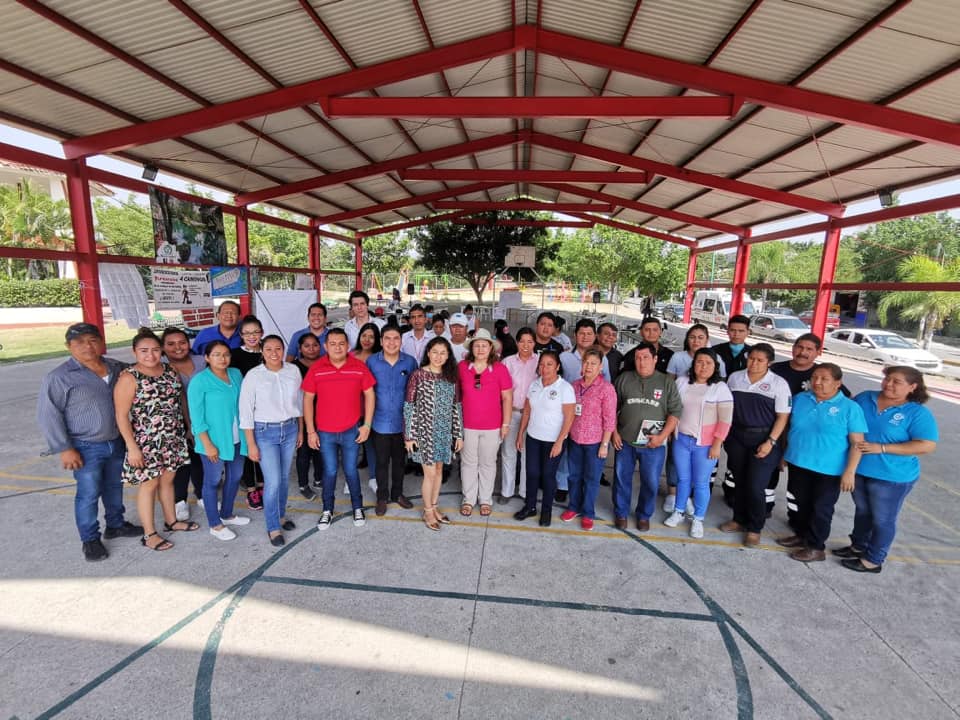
[2,122,958,246]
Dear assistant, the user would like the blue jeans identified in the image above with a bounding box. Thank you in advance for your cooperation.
[255,419,298,533]
[555,449,569,491]
[614,443,667,520]
[73,438,127,542]
[200,445,245,528]
[524,436,563,513]
[672,433,717,520]
[567,440,604,519]
[851,474,916,565]
[320,426,361,512]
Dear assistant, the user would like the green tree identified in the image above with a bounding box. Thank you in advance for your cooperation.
[877,256,960,349]
[413,212,547,304]
[0,179,72,279]
[747,242,789,307]
[358,231,415,275]
[93,195,154,257]
[853,212,960,284]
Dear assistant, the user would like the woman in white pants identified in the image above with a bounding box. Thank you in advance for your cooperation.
[499,328,538,504]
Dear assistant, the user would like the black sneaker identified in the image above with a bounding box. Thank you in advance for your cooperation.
[82,539,109,562]
[103,521,144,539]
[311,478,323,489]
[317,510,333,529]
[353,508,366,527]
[299,485,317,501]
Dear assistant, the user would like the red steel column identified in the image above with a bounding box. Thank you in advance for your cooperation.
[811,222,841,340]
[308,218,322,301]
[65,159,104,333]
[729,239,751,318]
[236,207,252,315]
[355,237,363,290]
[683,250,697,323]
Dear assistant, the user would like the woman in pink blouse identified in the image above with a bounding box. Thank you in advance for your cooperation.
[499,327,538,504]
[560,348,617,530]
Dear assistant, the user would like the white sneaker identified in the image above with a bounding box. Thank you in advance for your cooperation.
[690,519,704,539]
[222,515,250,526]
[662,495,676,513]
[685,498,695,517]
[197,498,204,511]
[210,526,236,541]
[353,508,366,527]
[368,477,378,492]
[317,510,333,529]
[663,510,684,528]
[343,483,349,495]
[175,500,190,522]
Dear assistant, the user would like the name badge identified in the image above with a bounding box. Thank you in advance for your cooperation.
[574,403,582,416]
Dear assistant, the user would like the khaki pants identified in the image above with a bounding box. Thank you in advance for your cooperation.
[461,428,501,507]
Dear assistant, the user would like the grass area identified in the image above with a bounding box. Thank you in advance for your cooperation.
[0,322,138,364]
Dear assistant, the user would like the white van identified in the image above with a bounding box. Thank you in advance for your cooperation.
[691,290,757,329]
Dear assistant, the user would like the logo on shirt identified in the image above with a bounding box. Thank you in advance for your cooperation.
[653,389,662,400]
[828,406,840,416]
[890,412,905,426]
[548,389,558,399]
[759,383,771,392]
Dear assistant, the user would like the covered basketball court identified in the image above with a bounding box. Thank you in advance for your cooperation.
[2,2,960,719]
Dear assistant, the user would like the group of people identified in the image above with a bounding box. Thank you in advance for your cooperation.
[38,298,937,575]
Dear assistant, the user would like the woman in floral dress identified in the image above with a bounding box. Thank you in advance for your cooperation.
[404,336,463,530]
[115,328,194,551]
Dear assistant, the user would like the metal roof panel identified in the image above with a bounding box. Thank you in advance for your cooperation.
[626,0,751,64]
[541,0,637,45]
[309,0,428,68]
[417,0,512,46]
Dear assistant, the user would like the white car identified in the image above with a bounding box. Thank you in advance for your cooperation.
[824,329,943,373]
[750,314,810,342]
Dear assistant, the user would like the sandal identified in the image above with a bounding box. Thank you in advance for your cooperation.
[434,507,451,524]
[479,504,492,517]
[460,503,473,517]
[164,520,200,532]
[141,532,173,551]
[423,506,440,531]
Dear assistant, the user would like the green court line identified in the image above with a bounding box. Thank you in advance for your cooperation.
[257,575,717,623]
[621,528,833,720]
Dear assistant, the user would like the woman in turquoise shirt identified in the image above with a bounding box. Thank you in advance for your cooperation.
[187,340,250,541]
[837,366,938,573]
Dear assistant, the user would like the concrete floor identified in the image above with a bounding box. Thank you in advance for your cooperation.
[1,353,958,720]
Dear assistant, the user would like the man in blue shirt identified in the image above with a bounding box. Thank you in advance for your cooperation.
[286,302,329,362]
[191,300,242,355]
[366,326,418,515]
[37,323,143,562]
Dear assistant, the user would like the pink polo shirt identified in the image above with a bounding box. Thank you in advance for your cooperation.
[458,361,513,430]
[570,376,618,445]
[502,353,539,411]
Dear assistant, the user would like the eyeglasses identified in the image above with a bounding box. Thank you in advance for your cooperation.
[474,373,482,390]
[241,330,263,337]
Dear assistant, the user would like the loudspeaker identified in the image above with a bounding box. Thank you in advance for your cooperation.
[406,283,415,295]
[592,291,601,304]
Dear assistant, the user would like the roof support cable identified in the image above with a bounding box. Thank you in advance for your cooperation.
[806,116,843,208]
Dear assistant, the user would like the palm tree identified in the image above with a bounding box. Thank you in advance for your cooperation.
[747,241,789,308]
[0,179,72,278]
[877,255,960,349]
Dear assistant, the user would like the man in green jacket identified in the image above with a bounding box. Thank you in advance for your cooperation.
[612,341,682,531]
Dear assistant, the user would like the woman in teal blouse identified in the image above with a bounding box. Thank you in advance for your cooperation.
[187,340,250,541]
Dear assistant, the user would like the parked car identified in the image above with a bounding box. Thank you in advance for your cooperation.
[823,329,942,373]
[662,303,686,322]
[799,310,840,330]
[750,314,810,342]
[765,306,795,316]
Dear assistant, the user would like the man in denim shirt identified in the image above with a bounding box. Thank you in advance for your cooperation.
[37,324,143,561]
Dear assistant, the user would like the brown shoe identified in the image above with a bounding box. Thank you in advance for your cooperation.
[614,517,628,530]
[636,518,650,532]
[719,520,745,534]
[789,547,826,562]
[375,500,387,516]
[394,495,413,509]
[743,532,762,547]
[776,534,805,548]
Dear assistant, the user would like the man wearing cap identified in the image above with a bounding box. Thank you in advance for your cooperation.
[37,323,143,561]
[448,313,470,363]
[191,300,242,355]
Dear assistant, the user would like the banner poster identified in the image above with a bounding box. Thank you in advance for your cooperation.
[151,267,213,310]
[150,187,227,266]
[210,266,248,297]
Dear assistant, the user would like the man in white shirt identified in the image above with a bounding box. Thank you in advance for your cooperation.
[344,290,385,348]
[448,313,470,363]
[400,304,434,363]
[463,304,477,333]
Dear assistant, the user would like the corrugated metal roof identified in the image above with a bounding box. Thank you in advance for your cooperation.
[314,1,428,68]
[419,0,513,46]
[626,0,751,64]
[541,0,636,45]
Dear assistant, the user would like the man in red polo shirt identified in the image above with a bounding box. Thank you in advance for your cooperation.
[302,328,376,528]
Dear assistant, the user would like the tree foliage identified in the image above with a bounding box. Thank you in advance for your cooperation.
[93,195,154,257]
[0,179,72,279]
[553,225,686,300]
[877,255,960,348]
[413,212,549,303]
[358,231,415,275]
[852,212,960,284]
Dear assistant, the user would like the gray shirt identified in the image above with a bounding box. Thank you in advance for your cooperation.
[37,356,128,453]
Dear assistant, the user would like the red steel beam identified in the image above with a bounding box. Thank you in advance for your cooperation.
[320,95,742,118]
[399,169,648,184]
[61,27,522,159]
[235,132,522,206]
[65,160,104,332]
[530,26,960,148]
[356,211,474,238]
[454,219,595,228]
[569,213,695,248]
[811,224,841,339]
[684,252,698,322]
[316,227,358,245]
[531,132,844,217]
[316,182,505,225]
[0,141,70,174]
[729,240,751,317]
[536,182,746,236]
[434,200,614,213]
